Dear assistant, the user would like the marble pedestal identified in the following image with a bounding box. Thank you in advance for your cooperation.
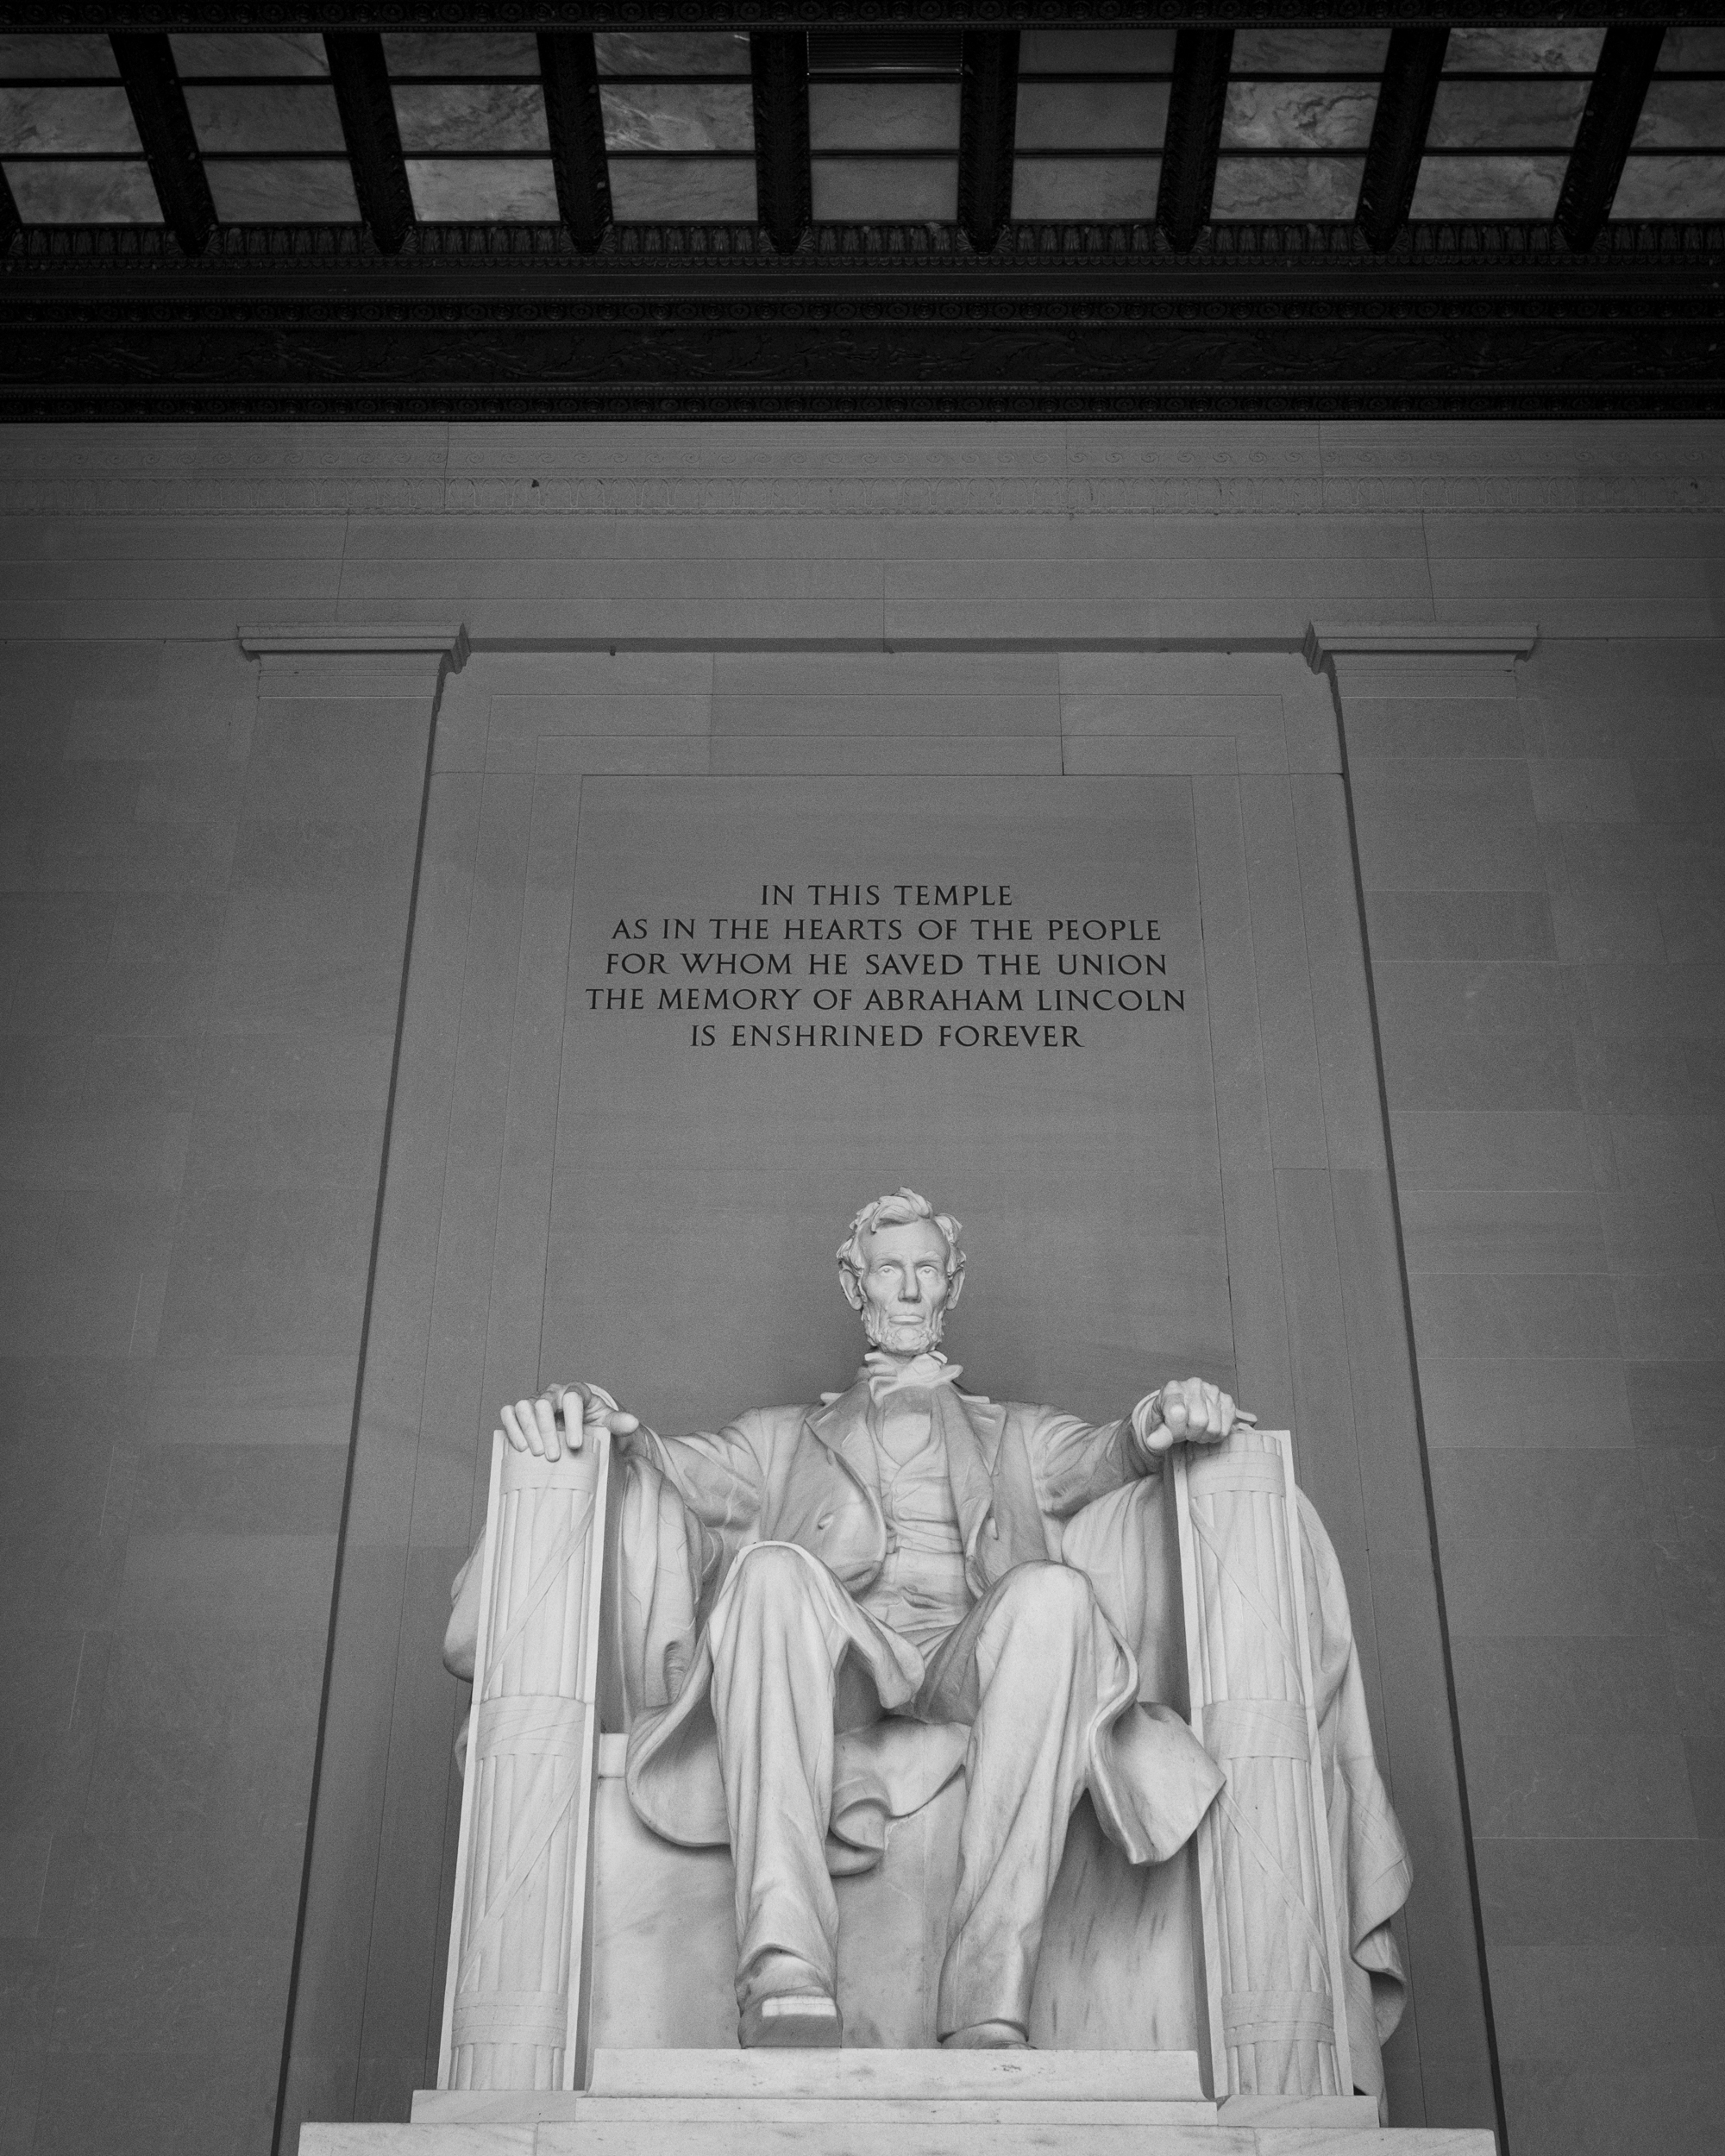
[298,2050,1496,2154]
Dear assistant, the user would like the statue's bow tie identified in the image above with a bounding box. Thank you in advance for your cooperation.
[862,1351,961,1402]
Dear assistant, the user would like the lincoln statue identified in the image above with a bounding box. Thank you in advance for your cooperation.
[475,1187,1253,2054]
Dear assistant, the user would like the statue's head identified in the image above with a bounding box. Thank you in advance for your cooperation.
[837,1188,966,1355]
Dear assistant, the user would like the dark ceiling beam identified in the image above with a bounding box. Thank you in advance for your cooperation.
[324,30,414,254]
[1156,28,1232,253]
[1557,25,1666,252]
[539,30,612,252]
[1355,28,1448,253]
[110,31,216,254]
[957,29,1019,254]
[750,31,811,254]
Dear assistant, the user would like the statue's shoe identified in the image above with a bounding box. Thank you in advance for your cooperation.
[738,1992,844,2047]
[942,2020,1030,2049]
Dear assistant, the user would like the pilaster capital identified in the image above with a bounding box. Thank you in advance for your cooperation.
[238,622,470,667]
[1302,621,1537,670]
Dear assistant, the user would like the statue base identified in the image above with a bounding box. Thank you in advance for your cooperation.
[298,2048,1497,2153]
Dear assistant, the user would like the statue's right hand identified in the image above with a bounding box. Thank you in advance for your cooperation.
[498,1383,638,1463]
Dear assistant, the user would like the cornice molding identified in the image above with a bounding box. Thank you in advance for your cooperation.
[239,622,469,664]
[5,214,1722,266]
[1304,621,1539,667]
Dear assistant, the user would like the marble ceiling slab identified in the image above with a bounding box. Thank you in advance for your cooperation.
[1212,154,1364,218]
[1411,152,1567,218]
[1444,28,1603,73]
[405,155,558,220]
[809,84,960,154]
[1612,154,1725,219]
[811,154,958,222]
[1230,30,1389,75]
[609,156,757,220]
[600,83,753,154]
[171,34,329,78]
[0,34,117,78]
[392,83,549,154]
[1222,80,1377,152]
[1016,83,1167,152]
[1427,80,1589,151]
[1635,85,1725,150]
[1018,30,1174,75]
[1012,154,1160,220]
[184,85,346,154]
[3,156,159,219]
[206,157,360,221]
[1660,30,1725,70]
[382,33,538,78]
[594,34,752,78]
[0,86,140,154]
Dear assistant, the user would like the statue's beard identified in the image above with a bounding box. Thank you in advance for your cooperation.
[859,1303,946,1355]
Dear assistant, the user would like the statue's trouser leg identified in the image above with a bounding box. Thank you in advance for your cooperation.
[708,1543,856,2015]
[932,1562,1120,2038]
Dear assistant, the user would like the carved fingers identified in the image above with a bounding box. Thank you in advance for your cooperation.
[1155,1376,1255,1450]
[495,1383,638,1462]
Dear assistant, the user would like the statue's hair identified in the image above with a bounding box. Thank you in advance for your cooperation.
[837,1188,966,1288]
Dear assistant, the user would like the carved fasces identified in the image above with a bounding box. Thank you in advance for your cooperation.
[439,1427,611,2091]
[1174,1428,1354,2100]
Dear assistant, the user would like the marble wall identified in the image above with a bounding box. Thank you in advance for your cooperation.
[0,418,1721,2156]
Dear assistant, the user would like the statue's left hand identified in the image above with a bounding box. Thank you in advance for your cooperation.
[1138,1377,1254,1455]
[497,1383,639,1463]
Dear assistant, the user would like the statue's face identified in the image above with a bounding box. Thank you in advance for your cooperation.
[850,1219,955,1354]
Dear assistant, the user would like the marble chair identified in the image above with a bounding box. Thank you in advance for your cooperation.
[433,1425,1410,2122]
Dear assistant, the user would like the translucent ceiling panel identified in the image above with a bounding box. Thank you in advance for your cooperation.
[184,85,347,154]
[383,34,539,78]
[1012,157,1158,220]
[600,82,752,154]
[1410,154,1568,218]
[392,84,550,154]
[808,83,959,154]
[1214,158,1365,217]
[1416,28,1601,221]
[1017,31,1175,74]
[1229,30,1389,75]
[1612,156,1725,219]
[594,33,751,77]
[0,35,118,78]
[1013,32,1170,228]
[1222,80,1377,151]
[809,78,958,222]
[405,159,558,219]
[1635,84,1725,147]
[206,160,361,221]
[608,159,757,220]
[1427,78,1590,151]
[810,158,957,221]
[1016,81,1168,151]
[171,34,329,78]
[1659,30,1725,70]
[1615,31,1725,222]
[3,160,160,219]
[1443,29,1605,74]
[0,85,141,154]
